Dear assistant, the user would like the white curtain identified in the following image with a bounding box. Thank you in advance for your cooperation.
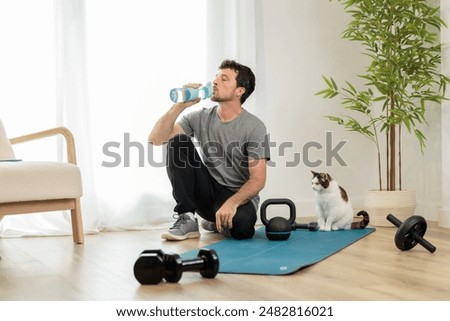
[0,0,68,237]
[85,0,209,231]
[2,0,263,237]
[55,0,100,234]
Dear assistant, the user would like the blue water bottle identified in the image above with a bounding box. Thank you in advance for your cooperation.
[169,82,212,103]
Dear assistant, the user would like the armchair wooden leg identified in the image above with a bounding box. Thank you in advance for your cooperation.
[70,198,84,244]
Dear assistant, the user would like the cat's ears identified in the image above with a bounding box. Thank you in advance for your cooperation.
[311,170,332,180]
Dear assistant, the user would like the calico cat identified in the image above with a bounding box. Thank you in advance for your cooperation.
[311,171,369,231]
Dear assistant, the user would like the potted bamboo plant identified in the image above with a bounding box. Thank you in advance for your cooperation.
[317,0,450,226]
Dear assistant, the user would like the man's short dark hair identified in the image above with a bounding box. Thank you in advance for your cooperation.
[219,59,255,104]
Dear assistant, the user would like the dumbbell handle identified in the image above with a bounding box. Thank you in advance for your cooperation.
[386,214,436,253]
[292,222,318,231]
[180,257,207,272]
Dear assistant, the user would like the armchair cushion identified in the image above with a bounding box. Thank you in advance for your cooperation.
[0,120,16,161]
[0,161,82,203]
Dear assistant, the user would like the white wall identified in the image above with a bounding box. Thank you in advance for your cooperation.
[255,0,443,221]
[440,0,450,227]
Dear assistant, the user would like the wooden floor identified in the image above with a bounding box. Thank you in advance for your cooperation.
[1,220,450,301]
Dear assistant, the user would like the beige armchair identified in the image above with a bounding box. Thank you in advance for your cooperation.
[0,119,84,244]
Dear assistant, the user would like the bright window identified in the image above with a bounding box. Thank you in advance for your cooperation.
[85,0,208,222]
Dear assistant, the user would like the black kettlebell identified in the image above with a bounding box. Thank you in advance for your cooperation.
[260,198,296,240]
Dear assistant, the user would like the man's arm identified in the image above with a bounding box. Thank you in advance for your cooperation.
[148,103,186,145]
[148,85,202,145]
[215,158,267,232]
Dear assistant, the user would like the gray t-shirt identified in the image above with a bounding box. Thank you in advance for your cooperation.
[178,105,270,209]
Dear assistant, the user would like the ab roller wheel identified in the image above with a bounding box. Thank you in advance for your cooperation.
[386,214,436,253]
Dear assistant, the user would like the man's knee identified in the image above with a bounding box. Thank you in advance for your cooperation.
[231,224,255,240]
[230,205,257,240]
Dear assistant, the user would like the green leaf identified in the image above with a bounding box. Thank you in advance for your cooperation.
[322,75,337,90]
[346,81,357,94]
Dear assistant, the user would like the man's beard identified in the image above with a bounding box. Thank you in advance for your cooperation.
[211,93,233,103]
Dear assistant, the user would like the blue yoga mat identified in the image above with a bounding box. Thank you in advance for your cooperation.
[183,227,375,275]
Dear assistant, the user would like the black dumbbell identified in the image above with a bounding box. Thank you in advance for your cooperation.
[386,214,436,253]
[292,222,318,231]
[133,248,219,284]
[133,249,168,284]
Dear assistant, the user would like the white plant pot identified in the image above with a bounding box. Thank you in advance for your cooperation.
[363,190,416,227]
